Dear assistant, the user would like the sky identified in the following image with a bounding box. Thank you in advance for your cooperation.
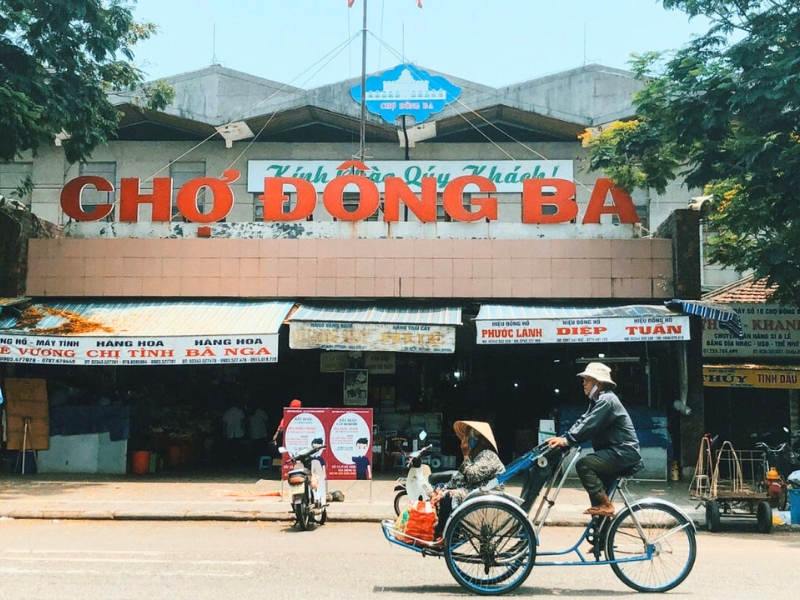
[128,0,712,88]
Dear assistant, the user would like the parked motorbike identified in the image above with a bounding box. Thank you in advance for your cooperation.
[754,427,800,511]
[393,432,456,516]
[280,443,327,530]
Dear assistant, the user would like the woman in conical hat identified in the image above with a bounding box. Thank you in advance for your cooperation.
[431,420,505,544]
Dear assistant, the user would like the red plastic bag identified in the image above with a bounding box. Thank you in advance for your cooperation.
[401,500,436,545]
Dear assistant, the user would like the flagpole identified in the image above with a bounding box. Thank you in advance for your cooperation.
[359,0,368,161]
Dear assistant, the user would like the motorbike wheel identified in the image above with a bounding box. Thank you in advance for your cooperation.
[777,487,788,512]
[393,491,408,517]
[316,506,327,526]
[705,500,721,532]
[294,496,310,531]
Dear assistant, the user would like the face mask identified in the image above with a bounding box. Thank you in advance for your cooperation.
[468,437,478,450]
[587,384,598,398]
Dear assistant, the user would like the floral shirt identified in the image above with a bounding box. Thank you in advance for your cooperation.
[443,449,505,506]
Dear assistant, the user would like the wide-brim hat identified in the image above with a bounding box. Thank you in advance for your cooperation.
[577,362,616,388]
[454,421,498,453]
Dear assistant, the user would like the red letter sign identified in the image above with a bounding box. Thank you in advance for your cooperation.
[443,176,497,222]
[521,178,578,224]
[583,178,640,224]
[60,176,115,221]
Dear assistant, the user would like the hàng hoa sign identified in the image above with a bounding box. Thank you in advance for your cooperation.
[60,160,640,225]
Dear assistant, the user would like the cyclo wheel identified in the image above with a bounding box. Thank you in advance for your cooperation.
[606,501,696,593]
[294,496,310,531]
[444,498,536,596]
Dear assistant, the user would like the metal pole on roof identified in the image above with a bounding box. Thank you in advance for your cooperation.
[359,0,368,161]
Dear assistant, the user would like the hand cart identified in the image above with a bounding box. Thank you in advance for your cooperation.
[689,435,773,533]
[382,442,696,596]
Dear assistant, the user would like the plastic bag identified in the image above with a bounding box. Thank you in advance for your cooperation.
[394,505,410,533]
[400,500,436,545]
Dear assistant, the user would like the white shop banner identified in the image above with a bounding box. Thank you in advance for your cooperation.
[476,315,691,345]
[247,160,574,193]
[0,334,280,365]
[290,321,455,353]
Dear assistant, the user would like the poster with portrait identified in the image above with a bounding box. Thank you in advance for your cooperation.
[343,369,368,406]
[281,407,372,481]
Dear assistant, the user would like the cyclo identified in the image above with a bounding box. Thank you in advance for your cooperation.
[382,441,697,596]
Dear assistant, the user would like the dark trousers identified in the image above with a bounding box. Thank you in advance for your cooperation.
[434,492,454,539]
[575,453,625,497]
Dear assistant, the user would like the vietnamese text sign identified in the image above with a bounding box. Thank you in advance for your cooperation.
[282,408,373,481]
[247,160,574,193]
[703,303,800,358]
[290,321,455,353]
[476,315,690,344]
[703,366,800,389]
[0,334,280,365]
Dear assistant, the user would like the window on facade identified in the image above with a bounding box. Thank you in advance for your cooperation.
[611,203,650,230]
[336,191,381,222]
[436,193,473,222]
[78,161,116,221]
[253,192,303,221]
[169,161,206,221]
[0,162,33,206]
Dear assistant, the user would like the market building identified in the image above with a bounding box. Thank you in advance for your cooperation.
[0,63,714,478]
[700,276,800,450]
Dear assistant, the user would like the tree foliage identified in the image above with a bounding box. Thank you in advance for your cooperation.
[584,0,800,305]
[0,0,173,164]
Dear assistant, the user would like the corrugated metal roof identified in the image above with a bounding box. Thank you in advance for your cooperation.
[0,300,295,337]
[474,304,675,321]
[289,304,462,326]
[665,299,743,338]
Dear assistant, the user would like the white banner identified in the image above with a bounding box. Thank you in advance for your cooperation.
[0,334,280,365]
[476,315,691,345]
[247,160,573,193]
[703,303,800,358]
[290,321,455,353]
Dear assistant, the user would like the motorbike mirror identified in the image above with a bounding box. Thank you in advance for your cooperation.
[419,430,428,442]
[278,446,288,454]
[784,427,790,433]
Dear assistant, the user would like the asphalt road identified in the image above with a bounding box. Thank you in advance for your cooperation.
[0,518,797,599]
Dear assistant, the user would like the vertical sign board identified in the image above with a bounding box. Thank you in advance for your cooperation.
[282,408,373,481]
[4,378,50,450]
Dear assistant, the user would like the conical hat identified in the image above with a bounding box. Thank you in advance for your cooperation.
[454,421,498,453]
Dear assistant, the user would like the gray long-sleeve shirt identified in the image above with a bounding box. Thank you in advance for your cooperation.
[564,390,642,467]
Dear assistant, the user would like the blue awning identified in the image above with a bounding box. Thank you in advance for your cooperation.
[289,304,462,326]
[665,299,744,338]
[475,304,676,321]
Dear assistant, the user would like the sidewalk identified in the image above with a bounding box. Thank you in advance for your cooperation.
[0,470,716,526]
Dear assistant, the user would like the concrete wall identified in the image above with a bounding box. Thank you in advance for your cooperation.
[26,237,673,299]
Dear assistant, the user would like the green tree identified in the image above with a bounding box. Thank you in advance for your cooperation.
[585,0,800,305]
[0,0,173,165]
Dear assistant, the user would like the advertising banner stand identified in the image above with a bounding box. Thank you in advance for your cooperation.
[280,407,374,502]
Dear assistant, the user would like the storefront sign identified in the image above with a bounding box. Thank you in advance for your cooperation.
[283,408,373,481]
[319,351,397,373]
[350,64,461,124]
[703,304,800,358]
[60,161,641,226]
[247,160,572,193]
[476,315,690,345]
[703,366,800,389]
[0,334,280,365]
[290,321,455,353]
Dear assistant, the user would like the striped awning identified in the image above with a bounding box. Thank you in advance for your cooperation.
[0,300,295,366]
[288,304,462,353]
[665,299,744,338]
[474,304,691,344]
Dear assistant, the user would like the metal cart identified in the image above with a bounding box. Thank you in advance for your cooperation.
[690,436,773,533]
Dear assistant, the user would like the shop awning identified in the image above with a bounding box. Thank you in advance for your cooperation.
[474,304,691,344]
[0,300,295,366]
[288,304,462,353]
[665,299,744,338]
